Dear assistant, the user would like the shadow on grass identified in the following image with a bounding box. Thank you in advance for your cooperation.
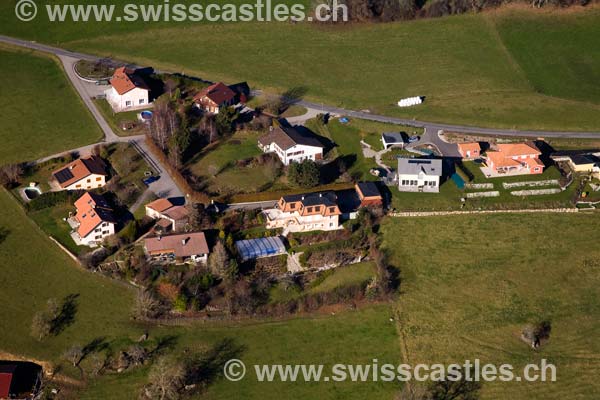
[185,337,246,389]
[0,226,10,245]
[50,293,79,336]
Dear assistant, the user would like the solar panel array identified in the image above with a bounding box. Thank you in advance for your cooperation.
[54,168,74,184]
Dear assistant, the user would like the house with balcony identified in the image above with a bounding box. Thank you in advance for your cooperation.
[70,192,117,247]
[483,142,544,177]
[263,191,342,233]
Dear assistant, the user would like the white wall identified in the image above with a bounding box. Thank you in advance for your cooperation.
[398,173,440,193]
[80,221,115,247]
[106,87,149,112]
[64,174,106,191]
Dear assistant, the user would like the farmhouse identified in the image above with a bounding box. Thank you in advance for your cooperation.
[0,361,42,400]
[105,67,150,112]
[263,191,342,232]
[397,158,442,193]
[355,182,383,207]
[71,192,117,247]
[144,232,209,264]
[483,142,544,176]
[258,126,324,165]
[381,132,406,149]
[52,156,108,191]
[193,82,236,114]
[457,142,481,159]
[145,198,189,232]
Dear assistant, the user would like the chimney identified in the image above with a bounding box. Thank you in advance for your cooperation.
[319,193,322,197]
[182,237,189,246]
[269,126,274,132]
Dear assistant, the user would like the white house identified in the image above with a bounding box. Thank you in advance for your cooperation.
[52,156,108,191]
[144,198,189,232]
[258,126,324,166]
[397,158,443,193]
[263,192,342,233]
[71,192,117,247]
[105,67,150,112]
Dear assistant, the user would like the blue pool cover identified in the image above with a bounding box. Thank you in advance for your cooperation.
[235,236,287,261]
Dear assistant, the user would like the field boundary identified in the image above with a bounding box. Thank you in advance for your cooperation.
[390,208,580,217]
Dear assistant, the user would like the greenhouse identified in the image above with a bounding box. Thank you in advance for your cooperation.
[235,236,287,261]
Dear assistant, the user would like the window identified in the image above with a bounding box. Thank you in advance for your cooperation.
[307,207,313,212]
[87,178,91,183]
[139,99,145,105]
[96,177,102,181]
[125,100,132,107]
[102,222,108,227]
[315,206,320,212]
[76,184,81,188]
[95,235,102,240]
[290,203,296,209]
[329,207,335,213]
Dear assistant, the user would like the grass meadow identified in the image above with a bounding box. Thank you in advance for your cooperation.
[1,5,597,130]
[0,188,401,399]
[0,45,102,164]
[382,213,600,399]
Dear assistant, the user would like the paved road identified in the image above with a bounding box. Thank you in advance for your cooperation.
[2,34,598,139]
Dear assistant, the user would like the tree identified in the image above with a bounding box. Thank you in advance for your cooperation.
[31,312,52,341]
[0,163,24,186]
[145,356,185,400]
[208,242,230,279]
[63,345,84,367]
[133,289,160,319]
[215,106,238,136]
[187,203,212,230]
[396,385,432,400]
[287,160,320,188]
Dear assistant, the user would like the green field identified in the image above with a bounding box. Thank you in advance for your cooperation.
[382,213,600,398]
[1,5,598,130]
[0,189,401,399]
[0,45,102,164]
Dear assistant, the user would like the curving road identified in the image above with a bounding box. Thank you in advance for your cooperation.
[2,33,599,140]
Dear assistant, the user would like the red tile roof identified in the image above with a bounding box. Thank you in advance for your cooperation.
[145,198,174,213]
[145,232,209,258]
[74,192,116,238]
[193,82,236,106]
[52,156,107,188]
[110,67,149,95]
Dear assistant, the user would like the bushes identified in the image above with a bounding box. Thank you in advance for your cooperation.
[26,190,84,211]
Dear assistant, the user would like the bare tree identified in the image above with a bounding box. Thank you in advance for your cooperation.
[126,344,148,366]
[208,242,230,279]
[0,163,23,186]
[133,289,160,319]
[144,356,185,400]
[30,312,52,341]
[63,345,84,367]
[396,384,432,400]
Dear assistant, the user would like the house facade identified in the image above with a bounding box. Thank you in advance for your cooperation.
[105,67,150,112]
[484,142,544,176]
[258,126,324,166]
[263,192,342,232]
[52,156,108,191]
[193,82,236,114]
[71,192,117,247]
[145,198,189,232]
[397,158,443,193]
[144,232,209,264]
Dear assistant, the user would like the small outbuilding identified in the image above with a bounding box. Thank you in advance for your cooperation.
[355,182,383,207]
[381,132,407,149]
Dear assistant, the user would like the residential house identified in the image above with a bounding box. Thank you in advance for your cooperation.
[145,198,189,232]
[484,142,544,176]
[193,82,236,114]
[457,142,481,159]
[355,182,383,207]
[381,132,406,149]
[105,67,150,112]
[52,156,108,191]
[397,158,443,193]
[0,361,43,400]
[263,191,342,232]
[71,192,117,247]
[258,126,324,165]
[144,232,210,264]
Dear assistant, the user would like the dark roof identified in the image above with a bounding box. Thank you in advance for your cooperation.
[382,132,406,144]
[398,158,443,176]
[282,191,337,207]
[570,154,597,165]
[258,126,324,151]
[53,168,74,184]
[229,82,250,96]
[356,181,381,198]
[194,82,236,105]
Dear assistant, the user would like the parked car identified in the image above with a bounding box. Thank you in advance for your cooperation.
[408,135,420,143]
[143,176,159,186]
[95,79,111,86]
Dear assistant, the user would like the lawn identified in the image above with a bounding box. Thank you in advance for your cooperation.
[0,188,402,398]
[2,6,598,130]
[309,262,375,294]
[94,98,148,137]
[0,45,102,164]
[381,213,600,398]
